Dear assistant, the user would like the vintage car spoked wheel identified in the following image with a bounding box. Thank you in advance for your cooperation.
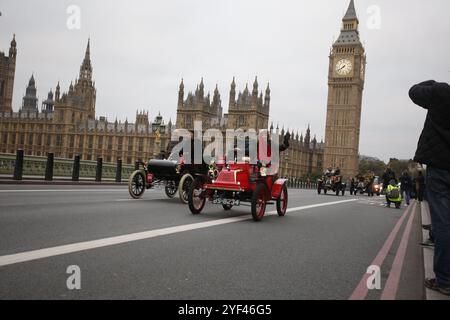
[179,173,194,204]
[164,181,177,198]
[128,170,145,199]
[188,179,206,214]
[276,184,288,216]
[252,184,268,222]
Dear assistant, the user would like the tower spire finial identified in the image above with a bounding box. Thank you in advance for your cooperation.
[86,38,90,57]
[343,0,358,21]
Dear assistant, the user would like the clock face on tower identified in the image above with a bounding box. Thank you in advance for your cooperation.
[335,59,353,76]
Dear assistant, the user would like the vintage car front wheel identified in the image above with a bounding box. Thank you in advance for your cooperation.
[251,183,268,222]
[179,173,194,204]
[164,181,177,198]
[188,179,206,214]
[128,170,145,199]
[276,183,288,216]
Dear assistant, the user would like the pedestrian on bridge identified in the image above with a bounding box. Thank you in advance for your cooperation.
[409,78,450,296]
[399,171,412,206]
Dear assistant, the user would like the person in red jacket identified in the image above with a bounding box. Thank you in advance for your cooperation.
[409,79,450,296]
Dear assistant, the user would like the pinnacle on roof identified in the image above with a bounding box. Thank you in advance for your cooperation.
[343,0,358,21]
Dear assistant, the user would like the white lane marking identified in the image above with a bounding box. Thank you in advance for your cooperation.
[0,189,125,193]
[0,199,357,267]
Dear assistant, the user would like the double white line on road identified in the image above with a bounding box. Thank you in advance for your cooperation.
[0,199,357,267]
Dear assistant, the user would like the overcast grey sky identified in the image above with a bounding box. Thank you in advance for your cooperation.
[1,0,449,162]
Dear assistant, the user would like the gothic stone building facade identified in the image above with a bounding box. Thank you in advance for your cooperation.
[0,39,171,165]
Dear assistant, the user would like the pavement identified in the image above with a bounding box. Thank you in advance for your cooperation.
[0,185,430,299]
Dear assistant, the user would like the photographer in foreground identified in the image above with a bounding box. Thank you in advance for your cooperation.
[409,78,450,296]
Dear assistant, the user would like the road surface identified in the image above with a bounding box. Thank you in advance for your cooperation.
[0,185,424,300]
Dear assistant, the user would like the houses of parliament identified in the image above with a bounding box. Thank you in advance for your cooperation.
[0,0,365,178]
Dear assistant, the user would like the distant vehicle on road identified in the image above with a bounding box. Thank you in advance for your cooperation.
[317,174,346,196]
[372,176,382,196]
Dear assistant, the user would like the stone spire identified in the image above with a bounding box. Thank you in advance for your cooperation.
[22,74,38,112]
[243,83,249,95]
[199,77,204,97]
[335,0,360,45]
[343,0,358,22]
[264,83,270,108]
[252,76,258,96]
[55,81,61,101]
[304,124,311,146]
[42,89,55,113]
[9,34,17,58]
[79,38,93,81]
[229,77,236,106]
[178,78,184,106]
[213,84,221,108]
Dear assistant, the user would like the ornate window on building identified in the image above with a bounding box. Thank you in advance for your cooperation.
[238,115,245,126]
[185,115,193,127]
[128,137,133,151]
[118,137,123,151]
[56,134,62,147]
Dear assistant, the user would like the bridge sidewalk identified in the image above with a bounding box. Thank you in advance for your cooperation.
[419,201,450,300]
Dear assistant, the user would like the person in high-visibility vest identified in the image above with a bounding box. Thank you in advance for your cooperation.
[386,180,402,209]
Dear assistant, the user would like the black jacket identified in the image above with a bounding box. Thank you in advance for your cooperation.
[382,169,396,186]
[399,173,412,191]
[409,80,450,171]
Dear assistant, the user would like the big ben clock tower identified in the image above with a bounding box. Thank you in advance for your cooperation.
[324,0,366,177]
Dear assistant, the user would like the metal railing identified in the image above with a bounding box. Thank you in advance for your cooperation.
[286,179,318,190]
[0,150,135,182]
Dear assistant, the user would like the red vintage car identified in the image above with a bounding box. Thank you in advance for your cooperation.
[187,133,291,221]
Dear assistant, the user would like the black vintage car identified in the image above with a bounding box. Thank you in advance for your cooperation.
[317,174,346,196]
[128,142,208,203]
